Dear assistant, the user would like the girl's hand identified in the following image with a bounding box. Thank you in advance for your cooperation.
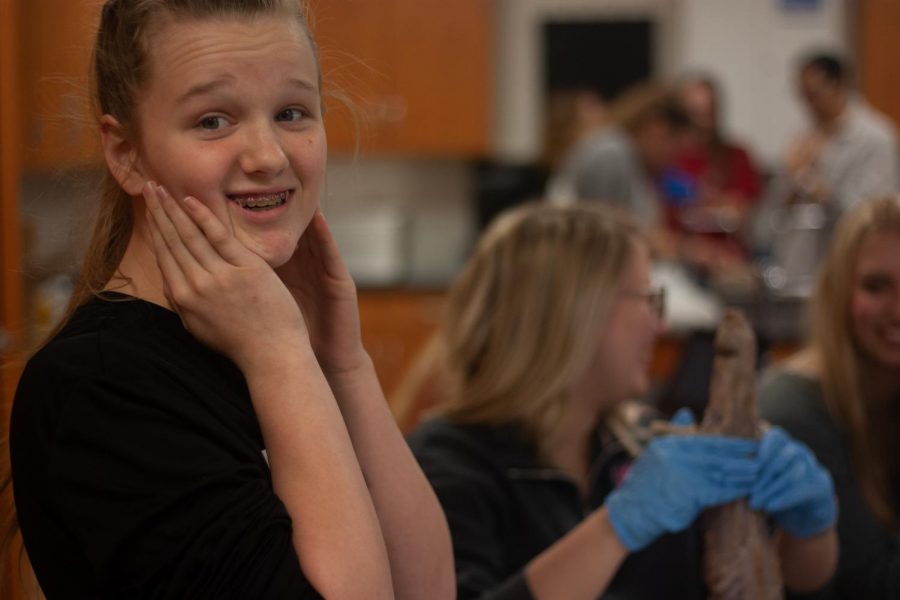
[143,182,308,371]
[275,212,369,377]
[749,427,837,538]
[605,424,759,552]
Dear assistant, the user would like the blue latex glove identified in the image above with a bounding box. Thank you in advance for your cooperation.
[749,426,837,538]
[606,409,759,552]
[670,407,696,427]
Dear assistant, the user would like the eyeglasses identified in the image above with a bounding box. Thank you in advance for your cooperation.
[621,286,666,320]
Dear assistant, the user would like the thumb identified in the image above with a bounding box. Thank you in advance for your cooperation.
[671,407,696,427]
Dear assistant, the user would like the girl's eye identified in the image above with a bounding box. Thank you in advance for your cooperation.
[198,115,228,130]
[276,108,304,122]
[860,275,894,294]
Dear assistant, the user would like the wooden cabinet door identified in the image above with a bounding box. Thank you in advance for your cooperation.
[311,0,400,153]
[859,0,900,128]
[1,1,28,597]
[310,0,490,156]
[391,0,490,156]
[21,0,100,171]
[358,291,444,401]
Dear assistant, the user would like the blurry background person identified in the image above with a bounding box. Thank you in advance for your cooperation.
[547,82,691,234]
[662,73,763,272]
[408,202,837,599]
[754,52,899,298]
[759,195,900,598]
[542,88,608,176]
[782,53,899,212]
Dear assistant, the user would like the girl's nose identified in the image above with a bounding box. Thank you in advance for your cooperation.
[239,122,289,176]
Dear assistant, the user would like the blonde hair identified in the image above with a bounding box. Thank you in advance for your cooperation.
[811,194,900,529]
[1,1,316,594]
[606,80,689,136]
[436,203,644,454]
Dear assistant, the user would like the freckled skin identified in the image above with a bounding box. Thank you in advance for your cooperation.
[134,17,327,269]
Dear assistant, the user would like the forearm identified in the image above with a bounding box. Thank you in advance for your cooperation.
[327,354,455,600]
[245,346,393,600]
[777,527,838,593]
[524,508,627,600]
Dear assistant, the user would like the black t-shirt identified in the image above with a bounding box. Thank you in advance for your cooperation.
[407,417,705,600]
[10,293,322,599]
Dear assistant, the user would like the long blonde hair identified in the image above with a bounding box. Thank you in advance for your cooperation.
[436,203,644,453]
[1,1,316,594]
[811,195,900,529]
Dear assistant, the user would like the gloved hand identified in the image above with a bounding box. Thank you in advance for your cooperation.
[749,426,837,538]
[605,409,759,552]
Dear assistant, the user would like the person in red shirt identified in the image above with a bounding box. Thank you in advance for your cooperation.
[662,74,763,270]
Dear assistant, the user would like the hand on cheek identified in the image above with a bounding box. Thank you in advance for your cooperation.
[275,212,368,376]
[143,181,309,372]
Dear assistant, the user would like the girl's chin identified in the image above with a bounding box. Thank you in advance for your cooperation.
[267,248,299,269]
[250,242,299,269]
[235,230,301,267]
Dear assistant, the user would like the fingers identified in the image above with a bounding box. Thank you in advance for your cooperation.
[145,182,251,271]
[670,407,696,427]
[658,434,758,458]
[301,212,352,280]
[180,193,254,267]
[647,437,759,484]
[146,204,190,302]
[144,183,217,278]
[751,461,811,510]
[751,428,807,505]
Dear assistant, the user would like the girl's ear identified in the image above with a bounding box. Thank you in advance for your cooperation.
[99,114,146,196]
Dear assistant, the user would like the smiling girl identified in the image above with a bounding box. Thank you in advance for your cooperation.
[6,1,452,598]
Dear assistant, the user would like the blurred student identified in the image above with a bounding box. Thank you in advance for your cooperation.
[760,195,900,598]
[663,74,762,268]
[542,88,607,175]
[780,53,898,212]
[409,203,838,599]
[548,82,690,231]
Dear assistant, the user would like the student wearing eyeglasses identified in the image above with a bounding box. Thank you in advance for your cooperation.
[407,202,838,599]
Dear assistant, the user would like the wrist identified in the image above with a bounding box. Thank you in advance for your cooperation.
[604,489,649,553]
[323,351,377,395]
[591,507,629,557]
[237,334,317,380]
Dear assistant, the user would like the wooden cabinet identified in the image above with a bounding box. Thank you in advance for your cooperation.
[18,1,491,168]
[859,0,900,129]
[310,0,491,156]
[2,0,27,596]
[20,0,101,171]
[358,290,444,403]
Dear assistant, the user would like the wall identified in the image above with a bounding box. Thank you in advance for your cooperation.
[323,158,476,286]
[492,0,848,166]
[673,0,848,165]
[492,0,677,163]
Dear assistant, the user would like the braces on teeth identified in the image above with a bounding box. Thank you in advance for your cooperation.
[230,191,289,208]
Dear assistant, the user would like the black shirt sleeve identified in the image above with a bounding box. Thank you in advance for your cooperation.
[409,425,536,600]
[12,326,323,599]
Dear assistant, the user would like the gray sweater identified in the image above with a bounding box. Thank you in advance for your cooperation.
[759,369,900,599]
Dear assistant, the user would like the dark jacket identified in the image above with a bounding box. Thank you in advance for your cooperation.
[407,417,705,599]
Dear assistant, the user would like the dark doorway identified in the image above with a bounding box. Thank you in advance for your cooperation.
[544,20,655,100]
